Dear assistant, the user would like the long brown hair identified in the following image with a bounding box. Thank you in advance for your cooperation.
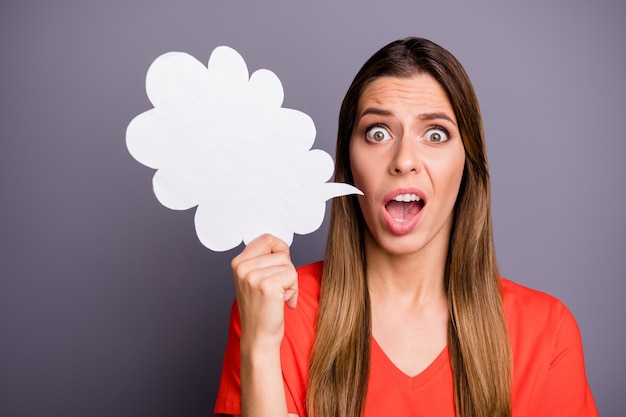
[307,37,512,417]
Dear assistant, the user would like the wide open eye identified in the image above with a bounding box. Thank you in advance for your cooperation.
[425,127,449,143]
[366,126,391,142]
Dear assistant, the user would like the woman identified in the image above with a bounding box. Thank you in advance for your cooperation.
[214,37,598,417]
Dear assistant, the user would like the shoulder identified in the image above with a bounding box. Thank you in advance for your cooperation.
[501,279,598,415]
[500,277,583,369]
[501,277,566,315]
[501,277,577,340]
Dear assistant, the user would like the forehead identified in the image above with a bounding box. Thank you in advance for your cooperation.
[357,74,455,119]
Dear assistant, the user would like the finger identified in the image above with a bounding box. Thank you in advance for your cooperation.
[241,265,298,307]
[242,234,290,259]
[284,288,298,309]
[232,234,292,280]
[280,268,298,309]
[230,234,297,309]
[234,252,293,282]
[279,266,298,309]
[239,264,292,288]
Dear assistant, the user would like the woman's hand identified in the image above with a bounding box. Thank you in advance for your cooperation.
[231,234,298,417]
[231,233,298,349]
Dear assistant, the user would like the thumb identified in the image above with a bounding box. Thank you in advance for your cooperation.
[283,287,298,309]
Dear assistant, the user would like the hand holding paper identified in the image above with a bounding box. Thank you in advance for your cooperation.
[126,46,361,251]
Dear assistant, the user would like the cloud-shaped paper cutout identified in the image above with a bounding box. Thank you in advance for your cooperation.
[126,46,361,251]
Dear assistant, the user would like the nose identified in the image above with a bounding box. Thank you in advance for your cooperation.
[389,135,421,175]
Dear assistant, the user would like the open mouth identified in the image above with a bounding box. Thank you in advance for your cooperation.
[384,193,424,223]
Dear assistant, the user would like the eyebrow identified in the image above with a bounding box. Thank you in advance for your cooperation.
[359,107,457,126]
[417,112,457,126]
[360,108,393,117]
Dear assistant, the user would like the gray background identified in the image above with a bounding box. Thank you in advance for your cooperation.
[1,0,623,416]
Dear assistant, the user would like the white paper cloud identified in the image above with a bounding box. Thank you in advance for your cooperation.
[126,46,361,251]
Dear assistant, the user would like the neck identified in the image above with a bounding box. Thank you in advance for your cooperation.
[363,231,448,306]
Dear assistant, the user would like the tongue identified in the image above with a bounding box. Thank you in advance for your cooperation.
[386,200,421,221]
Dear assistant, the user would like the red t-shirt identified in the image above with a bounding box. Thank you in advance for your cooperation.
[214,261,598,416]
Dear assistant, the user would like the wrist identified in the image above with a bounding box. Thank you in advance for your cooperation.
[240,337,282,363]
[239,338,288,417]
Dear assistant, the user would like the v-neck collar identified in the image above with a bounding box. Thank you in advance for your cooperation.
[371,337,449,391]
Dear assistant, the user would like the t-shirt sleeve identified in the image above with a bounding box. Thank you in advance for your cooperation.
[213,300,300,416]
[533,302,598,417]
[213,301,242,416]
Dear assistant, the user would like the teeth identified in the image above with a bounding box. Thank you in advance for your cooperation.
[393,193,421,202]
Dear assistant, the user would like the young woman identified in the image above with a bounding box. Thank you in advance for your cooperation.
[214,37,598,417]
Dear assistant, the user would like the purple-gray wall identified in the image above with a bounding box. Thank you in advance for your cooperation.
[1,1,624,416]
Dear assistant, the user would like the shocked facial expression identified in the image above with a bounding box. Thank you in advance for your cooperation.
[349,74,466,257]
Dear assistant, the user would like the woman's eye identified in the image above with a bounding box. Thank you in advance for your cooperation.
[366,126,391,142]
[425,128,449,143]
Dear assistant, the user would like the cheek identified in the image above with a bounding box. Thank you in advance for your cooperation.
[445,151,466,199]
[432,147,465,201]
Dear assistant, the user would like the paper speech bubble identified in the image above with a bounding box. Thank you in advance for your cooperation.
[126,46,361,251]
